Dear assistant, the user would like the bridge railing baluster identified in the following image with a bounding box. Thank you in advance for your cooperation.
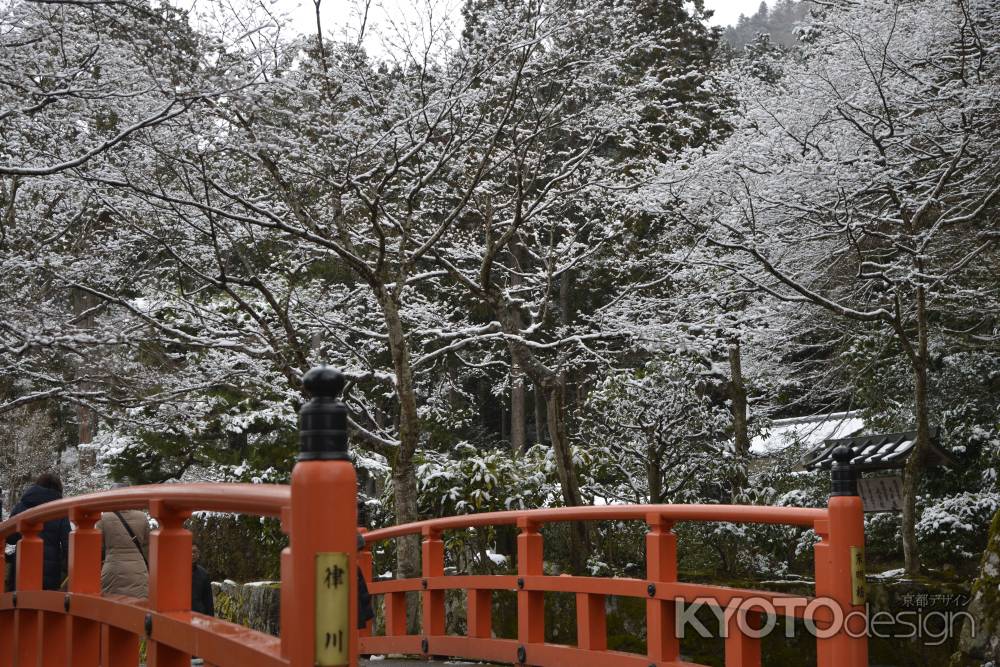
[148,499,194,667]
[67,507,102,667]
[384,590,408,637]
[467,588,492,640]
[575,590,607,652]
[358,529,373,640]
[516,517,544,659]
[40,608,68,666]
[0,542,7,667]
[14,521,43,666]
[645,514,679,664]
[0,603,9,667]
[724,608,762,667]
[421,526,446,648]
[103,624,140,667]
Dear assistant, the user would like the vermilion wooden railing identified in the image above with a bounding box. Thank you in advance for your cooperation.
[359,497,869,667]
[0,483,294,667]
[0,366,869,667]
[0,365,361,667]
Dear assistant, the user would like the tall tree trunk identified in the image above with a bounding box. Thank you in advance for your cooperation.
[544,381,591,569]
[902,286,931,576]
[377,288,422,628]
[543,382,585,509]
[533,384,547,446]
[72,288,98,471]
[558,269,574,439]
[510,242,527,452]
[647,441,662,504]
[511,370,526,453]
[728,340,749,501]
[487,273,590,566]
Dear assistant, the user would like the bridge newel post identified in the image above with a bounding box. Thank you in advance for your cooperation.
[14,521,43,667]
[67,509,102,667]
[286,365,358,667]
[645,514,679,665]
[516,517,544,662]
[815,446,868,667]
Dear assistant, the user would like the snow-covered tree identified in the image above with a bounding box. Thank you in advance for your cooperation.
[0,0,262,439]
[580,353,733,505]
[659,0,1000,574]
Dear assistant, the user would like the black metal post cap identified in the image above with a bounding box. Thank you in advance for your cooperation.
[303,365,345,399]
[830,444,858,497]
[298,365,350,461]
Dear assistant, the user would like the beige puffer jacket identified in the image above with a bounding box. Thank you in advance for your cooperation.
[97,510,150,598]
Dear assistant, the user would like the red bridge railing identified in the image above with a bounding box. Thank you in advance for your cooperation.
[1,365,360,667]
[359,497,868,667]
[0,365,869,667]
[0,483,293,667]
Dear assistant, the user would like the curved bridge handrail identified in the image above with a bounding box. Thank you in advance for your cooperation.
[1,482,304,667]
[363,502,828,541]
[0,483,290,539]
[0,361,870,667]
[358,497,869,667]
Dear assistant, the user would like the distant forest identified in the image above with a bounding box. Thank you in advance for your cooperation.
[721,0,811,50]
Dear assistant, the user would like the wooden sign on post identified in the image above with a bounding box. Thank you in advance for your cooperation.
[850,546,866,605]
[858,476,904,512]
[316,552,350,666]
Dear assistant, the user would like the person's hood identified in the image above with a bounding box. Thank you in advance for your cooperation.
[18,484,62,509]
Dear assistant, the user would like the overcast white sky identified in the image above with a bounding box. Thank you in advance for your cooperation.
[277,0,769,37]
[703,0,768,26]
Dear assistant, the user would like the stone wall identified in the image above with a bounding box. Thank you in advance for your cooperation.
[212,580,281,636]
[950,507,1000,666]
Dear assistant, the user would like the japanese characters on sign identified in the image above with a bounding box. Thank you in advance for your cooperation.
[316,552,350,666]
[850,546,866,606]
[858,476,904,513]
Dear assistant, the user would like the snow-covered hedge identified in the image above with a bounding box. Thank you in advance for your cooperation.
[917,492,1000,563]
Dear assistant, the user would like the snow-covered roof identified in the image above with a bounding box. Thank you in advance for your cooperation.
[801,428,954,471]
[750,411,865,456]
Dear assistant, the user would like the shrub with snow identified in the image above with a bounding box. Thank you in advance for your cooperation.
[917,492,1000,565]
